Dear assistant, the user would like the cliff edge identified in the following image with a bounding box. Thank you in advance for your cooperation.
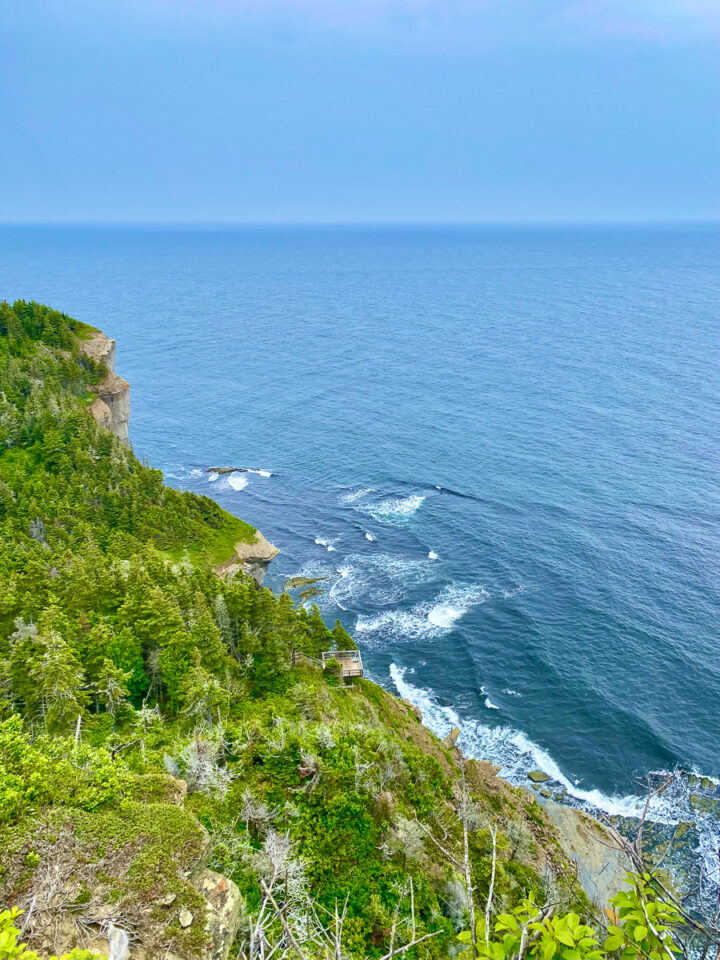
[81,330,131,446]
[214,529,279,586]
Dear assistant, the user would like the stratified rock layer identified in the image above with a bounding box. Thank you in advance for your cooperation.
[81,331,131,446]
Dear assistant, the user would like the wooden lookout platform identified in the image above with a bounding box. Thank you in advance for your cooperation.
[321,649,364,680]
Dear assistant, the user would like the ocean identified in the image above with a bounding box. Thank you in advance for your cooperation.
[2,223,719,888]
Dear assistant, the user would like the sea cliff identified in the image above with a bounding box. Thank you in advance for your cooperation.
[0,303,652,960]
[81,330,131,446]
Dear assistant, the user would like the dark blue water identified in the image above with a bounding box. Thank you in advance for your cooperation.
[2,224,719,839]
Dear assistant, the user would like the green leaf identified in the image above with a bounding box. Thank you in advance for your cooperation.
[556,929,575,948]
[604,935,624,951]
[457,931,472,943]
[543,938,557,960]
[634,925,648,941]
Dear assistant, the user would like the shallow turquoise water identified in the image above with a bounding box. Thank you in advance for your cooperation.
[2,224,719,866]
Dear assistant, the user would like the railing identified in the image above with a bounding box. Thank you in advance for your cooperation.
[322,650,362,664]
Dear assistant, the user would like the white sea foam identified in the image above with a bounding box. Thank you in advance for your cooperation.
[480,686,500,710]
[315,536,339,552]
[356,583,489,640]
[339,487,375,504]
[388,664,683,824]
[357,494,425,525]
[329,553,438,607]
[246,468,272,477]
[502,688,523,697]
[365,532,376,541]
[207,472,219,482]
[428,550,439,560]
[227,474,248,491]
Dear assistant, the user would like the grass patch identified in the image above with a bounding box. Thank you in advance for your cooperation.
[161,509,256,567]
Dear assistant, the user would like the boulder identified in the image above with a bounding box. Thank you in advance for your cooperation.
[527,770,551,783]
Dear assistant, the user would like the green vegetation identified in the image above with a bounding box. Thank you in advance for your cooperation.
[457,874,685,959]
[0,302,698,960]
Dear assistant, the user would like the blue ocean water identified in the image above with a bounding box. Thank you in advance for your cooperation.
[2,224,719,855]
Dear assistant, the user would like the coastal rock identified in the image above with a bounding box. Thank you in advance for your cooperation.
[537,797,632,907]
[196,869,243,960]
[443,727,460,749]
[81,331,131,446]
[402,699,423,721]
[527,770,551,783]
[214,530,279,586]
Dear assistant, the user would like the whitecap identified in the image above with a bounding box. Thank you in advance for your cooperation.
[428,550,439,560]
[227,474,248,491]
[246,468,272,477]
[365,532,376,542]
[502,688,523,697]
[315,536,339,552]
[390,666,720,905]
[481,686,500,710]
[207,472,219,482]
[357,494,425,525]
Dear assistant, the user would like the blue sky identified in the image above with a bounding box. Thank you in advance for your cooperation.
[1,0,719,222]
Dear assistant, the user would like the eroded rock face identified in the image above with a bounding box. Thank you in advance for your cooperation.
[537,796,632,907]
[214,531,280,586]
[81,331,131,446]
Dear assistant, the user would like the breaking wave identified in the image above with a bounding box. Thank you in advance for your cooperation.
[227,474,248,491]
[388,663,720,893]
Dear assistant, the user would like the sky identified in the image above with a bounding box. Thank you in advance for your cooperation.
[1,0,719,223]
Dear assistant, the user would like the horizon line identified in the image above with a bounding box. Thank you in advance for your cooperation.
[1,218,720,229]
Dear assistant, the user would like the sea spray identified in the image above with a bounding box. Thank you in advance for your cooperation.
[389,663,720,906]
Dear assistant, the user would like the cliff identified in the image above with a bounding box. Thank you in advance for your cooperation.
[81,330,131,446]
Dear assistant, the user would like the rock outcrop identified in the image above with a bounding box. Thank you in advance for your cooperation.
[2,774,243,960]
[214,530,279,586]
[536,796,633,907]
[81,331,131,446]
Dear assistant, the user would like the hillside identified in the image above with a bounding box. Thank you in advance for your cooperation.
[0,302,691,960]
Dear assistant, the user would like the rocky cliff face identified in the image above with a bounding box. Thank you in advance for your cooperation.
[81,331,131,446]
